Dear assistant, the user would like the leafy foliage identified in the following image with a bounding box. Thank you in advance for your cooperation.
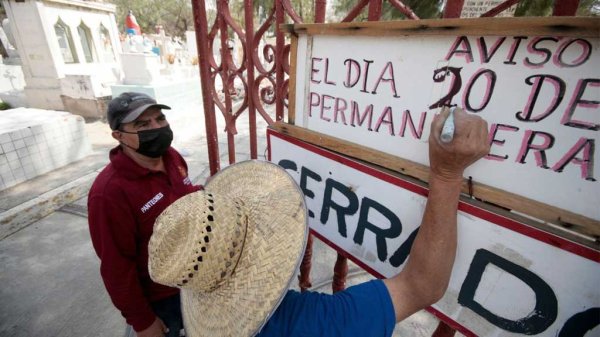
[382,0,442,20]
[108,0,194,37]
[0,101,12,110]
[333,0,598,20]
[106,0,598,39]
[334,0,442,21]
[514,0,554,16]
[510,0,598,17]
[229,0,314,25]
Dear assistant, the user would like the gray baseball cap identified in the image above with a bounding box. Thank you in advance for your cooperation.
[107,92,171,130]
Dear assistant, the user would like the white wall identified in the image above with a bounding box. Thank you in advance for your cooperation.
[2,0,122,109]
[0,64,25,93]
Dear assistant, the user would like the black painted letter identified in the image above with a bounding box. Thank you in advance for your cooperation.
[354,198,402,262]
[300,166,322,219]
[320,178,359,237]
[458,249,558,335]
[558,307,600,337]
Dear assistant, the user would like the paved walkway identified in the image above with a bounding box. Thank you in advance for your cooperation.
[0,97,444,336]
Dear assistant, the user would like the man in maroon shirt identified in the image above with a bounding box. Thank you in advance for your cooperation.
[88,92,201,337]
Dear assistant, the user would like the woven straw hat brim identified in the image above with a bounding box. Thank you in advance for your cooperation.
[181,160,307,337]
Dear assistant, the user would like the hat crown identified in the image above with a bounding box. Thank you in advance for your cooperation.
[110,92,155,108]
[106,92,162,130]
[149,191,249,292]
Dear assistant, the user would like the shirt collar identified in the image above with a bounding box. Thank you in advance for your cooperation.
[110,146,174,179]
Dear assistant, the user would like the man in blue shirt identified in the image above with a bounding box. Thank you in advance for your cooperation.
[147,107,489,337]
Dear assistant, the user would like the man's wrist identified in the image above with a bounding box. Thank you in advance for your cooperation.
[428,173,464,200]
[429,172,464,186]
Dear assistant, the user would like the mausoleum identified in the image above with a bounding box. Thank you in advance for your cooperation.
[2,0,122,118]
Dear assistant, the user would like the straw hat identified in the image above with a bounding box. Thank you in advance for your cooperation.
[148,160,307,337]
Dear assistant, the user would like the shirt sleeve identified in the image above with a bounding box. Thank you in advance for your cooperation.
[88,192,156,332]
[258,279,396,337]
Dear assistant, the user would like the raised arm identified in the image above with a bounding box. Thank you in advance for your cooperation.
[383,107,490,322]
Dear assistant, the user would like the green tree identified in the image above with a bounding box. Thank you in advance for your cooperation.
[229,0,314,25]
[334,0,598,20]
[109,0,194,37]
[382,0,441,19]
[334,0,441,21]
[514,0,554,16]
[575,0,599,16]
[333,0,367,21]
[514,0,598,17]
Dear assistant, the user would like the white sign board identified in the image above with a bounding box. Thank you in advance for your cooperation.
[461,0,517,18]
[268,129,600,337]
[293,27,599,222]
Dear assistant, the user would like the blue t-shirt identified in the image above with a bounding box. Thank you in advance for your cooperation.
[256,279,396,337]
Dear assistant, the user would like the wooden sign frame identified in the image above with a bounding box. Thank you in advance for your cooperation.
[280,17,600,248]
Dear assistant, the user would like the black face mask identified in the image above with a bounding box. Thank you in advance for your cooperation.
[120,125,173,158]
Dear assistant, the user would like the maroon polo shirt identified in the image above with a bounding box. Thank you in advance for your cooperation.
[88,146,201,332]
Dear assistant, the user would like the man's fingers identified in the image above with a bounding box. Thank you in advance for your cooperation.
[432,107,488,153]
[450,107,472,140]
[478,119,491,155]
[463,118,489,159]
[453,106,467,118]
[431,106,451,137]
[438,106,451,119]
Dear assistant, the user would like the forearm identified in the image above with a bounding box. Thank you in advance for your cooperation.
[384,174,462,321]
[403,175,462,300]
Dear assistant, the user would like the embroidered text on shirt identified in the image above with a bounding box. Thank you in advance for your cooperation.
[141,192,164,213]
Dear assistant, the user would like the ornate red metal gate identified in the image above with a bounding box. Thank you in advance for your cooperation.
[190,1,582,336]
